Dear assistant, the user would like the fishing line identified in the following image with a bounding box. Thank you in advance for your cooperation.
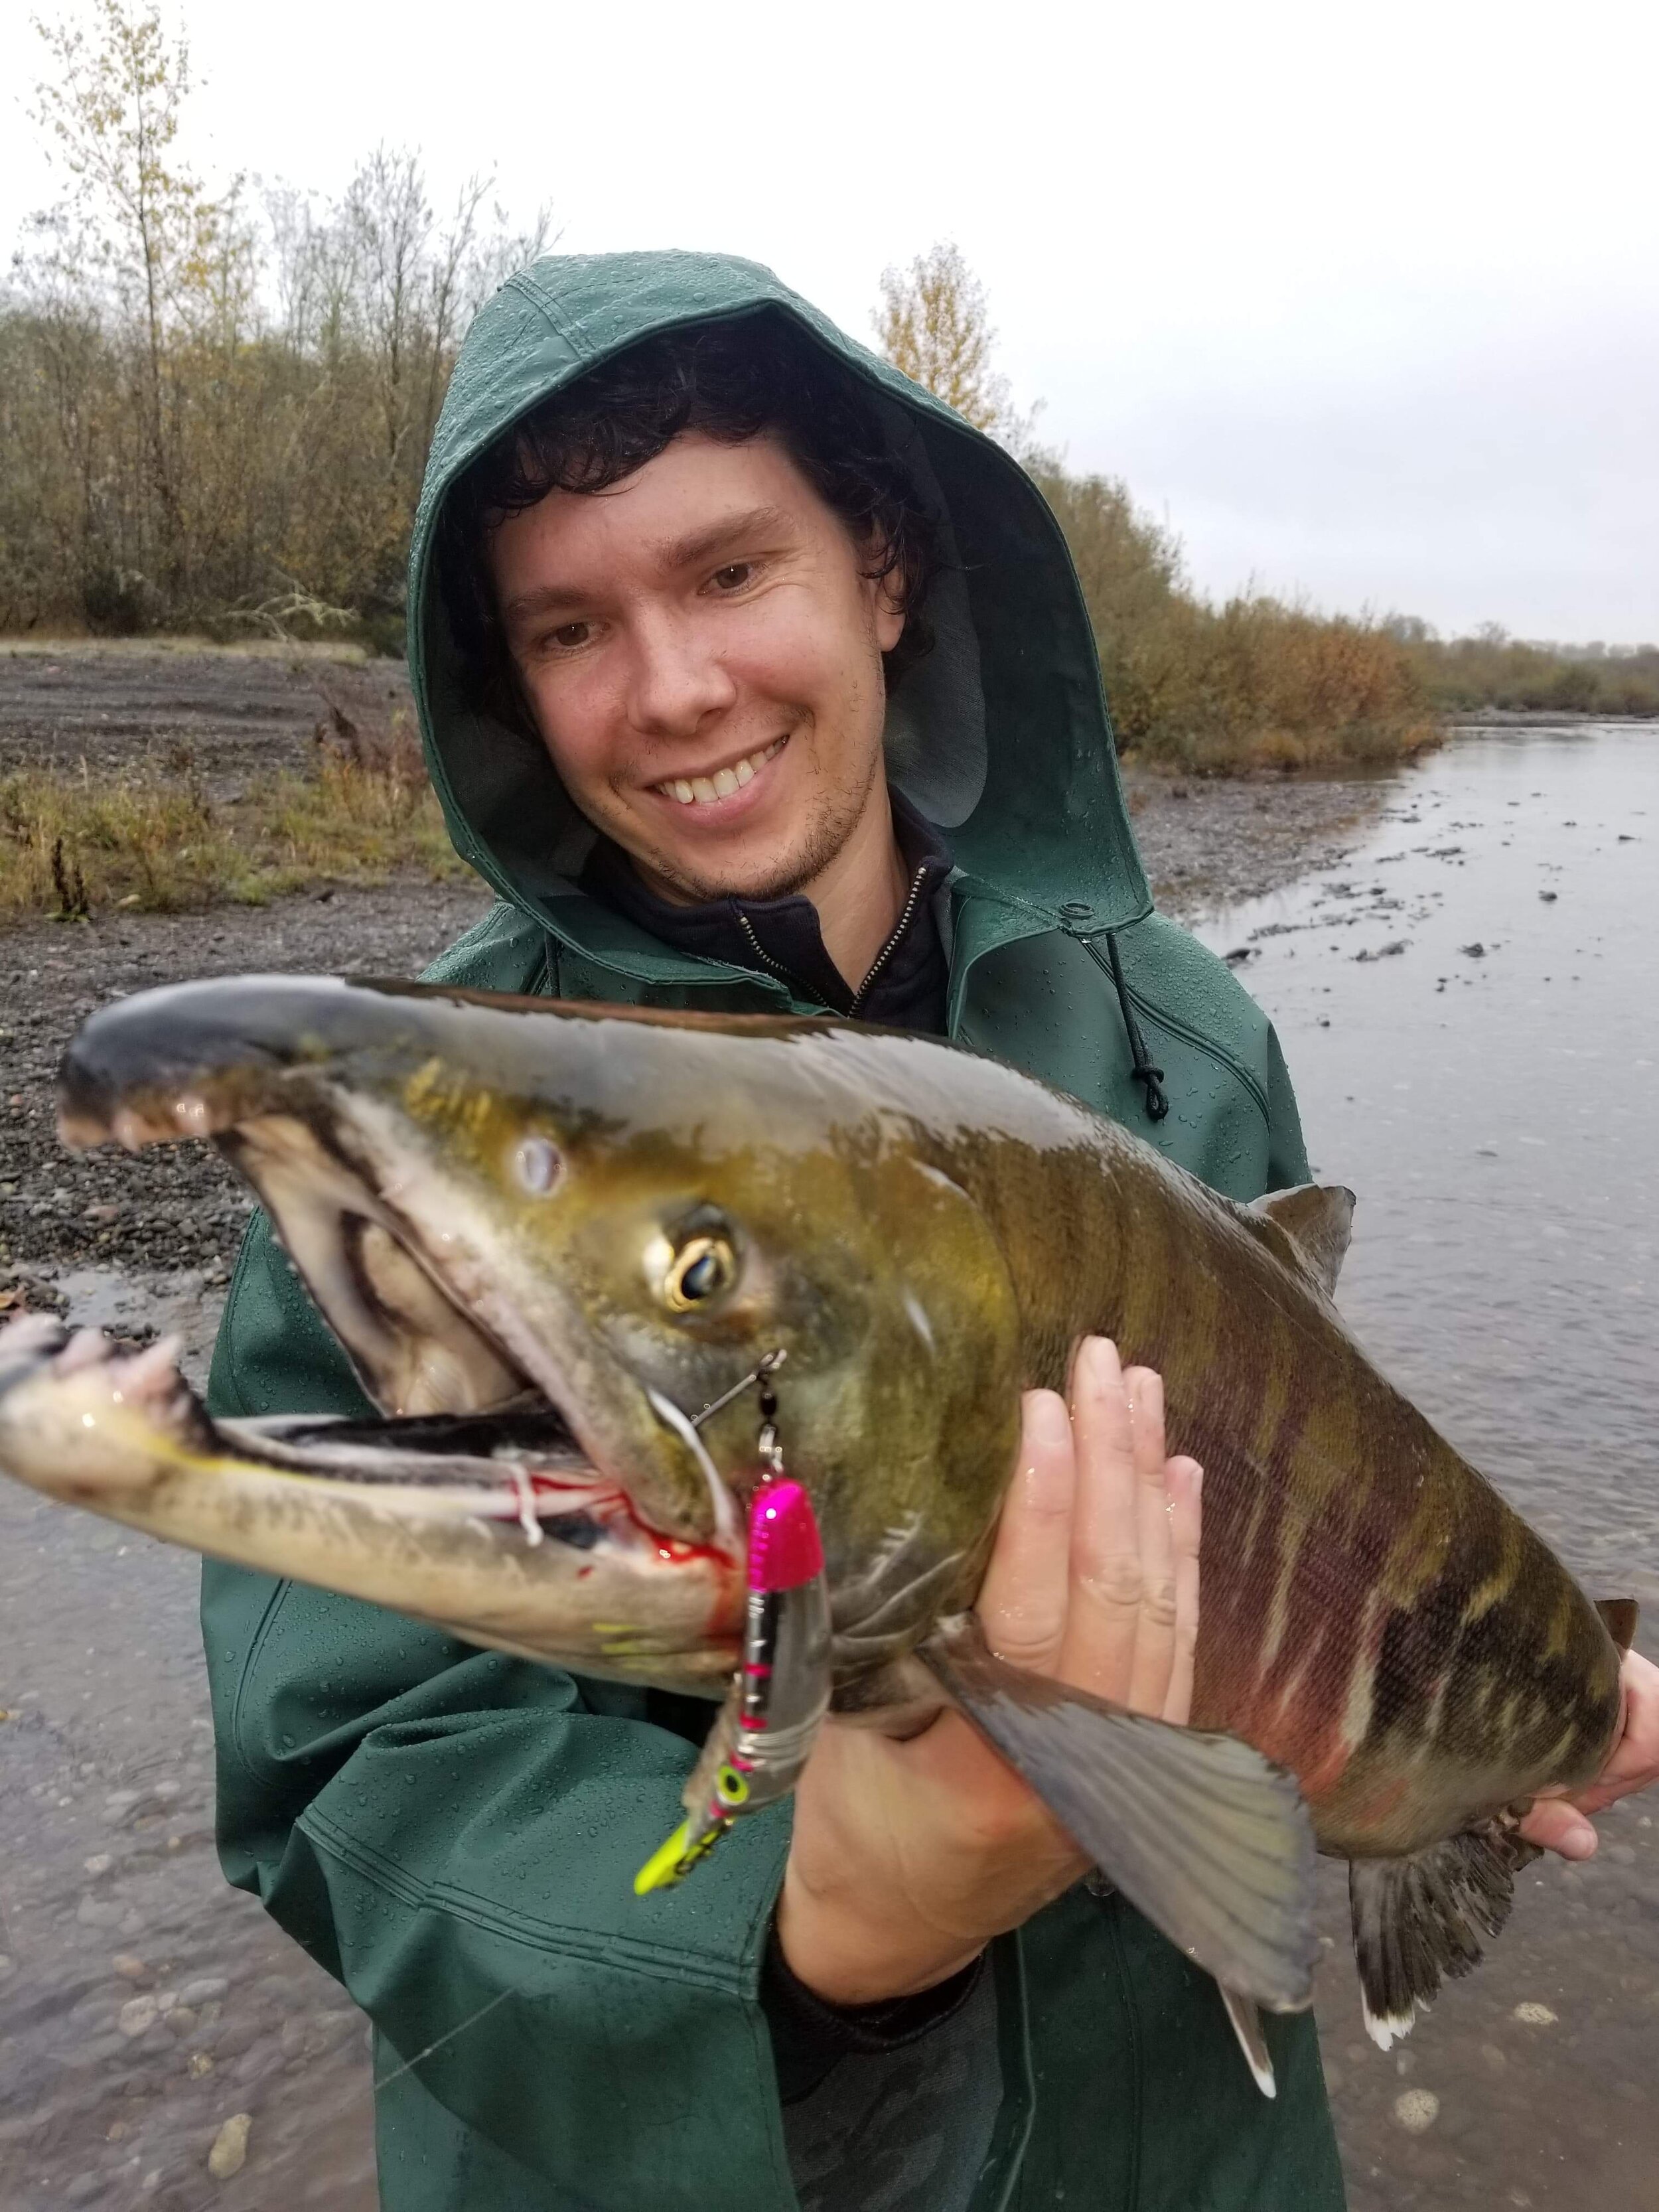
[644,1386,739,1548]
[171,1990,514,2211]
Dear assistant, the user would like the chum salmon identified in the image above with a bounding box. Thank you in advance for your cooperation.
[0,976,1633,2093]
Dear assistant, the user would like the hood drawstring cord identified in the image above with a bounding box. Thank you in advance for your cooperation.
[1060,904,1170,1124]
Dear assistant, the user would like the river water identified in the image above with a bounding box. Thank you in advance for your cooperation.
[1191,723,1659,2211]
[1,723,1654,2210]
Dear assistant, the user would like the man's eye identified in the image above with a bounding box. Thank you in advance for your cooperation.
[709,563,755,593]
[550,621,593,650]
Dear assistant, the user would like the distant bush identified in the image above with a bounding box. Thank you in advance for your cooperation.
[1388,623,1659,717]
[1037,470,1437,771]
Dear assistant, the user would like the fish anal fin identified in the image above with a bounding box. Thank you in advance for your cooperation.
[1595,1597,1639,1653]
[1218,1984,1277,2099]
[1247,1185,1356,1297]
[920,1615,1319,2013]
[1349,1822,1539,2040]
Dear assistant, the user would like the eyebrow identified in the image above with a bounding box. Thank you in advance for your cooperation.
[500,504,793,628]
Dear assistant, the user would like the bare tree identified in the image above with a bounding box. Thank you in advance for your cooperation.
[873,241,1039,452]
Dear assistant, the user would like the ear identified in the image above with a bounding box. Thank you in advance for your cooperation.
[861,533,907,655]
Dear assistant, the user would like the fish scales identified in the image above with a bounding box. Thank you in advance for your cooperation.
[0,976,1634,2062]
[918,1102,1622,1860]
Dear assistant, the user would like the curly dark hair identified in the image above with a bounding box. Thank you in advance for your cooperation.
[435,313,942,728]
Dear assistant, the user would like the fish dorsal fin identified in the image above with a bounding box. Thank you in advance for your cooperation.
[1595,1597,1639,1653]
[1247,1185,1356,1297]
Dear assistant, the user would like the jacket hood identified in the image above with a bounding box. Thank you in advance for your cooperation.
[407,250,1149,950]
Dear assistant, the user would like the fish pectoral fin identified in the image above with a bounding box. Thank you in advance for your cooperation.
[918,1615,1319,2012]
[1595,1596,1639,1653]
[1349,1821,1540,2049]
[1218,1984,1277,2099]
[1246,1184,1356,1297]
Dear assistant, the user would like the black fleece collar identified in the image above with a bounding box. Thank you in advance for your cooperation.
[579,788,952,1034]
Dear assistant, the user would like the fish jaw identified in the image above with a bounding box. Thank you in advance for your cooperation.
[56,977,1027,1603]
[0,1317,741,1692]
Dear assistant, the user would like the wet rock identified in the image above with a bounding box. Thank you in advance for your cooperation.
[64,2174,104,2206]
[1393,2087,1440,2133]
[207,2110,252,2179]
[111,1953,147,1980]
[1458,941,1486,957]
[1512,2000,1557,2026]
[119,1994,161,2038]
[177,1974,228,2008]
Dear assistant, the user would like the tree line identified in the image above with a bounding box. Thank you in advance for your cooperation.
[3,5,1648,763]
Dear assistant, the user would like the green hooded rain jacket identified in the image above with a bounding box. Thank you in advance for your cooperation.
[202,250,1346,2212]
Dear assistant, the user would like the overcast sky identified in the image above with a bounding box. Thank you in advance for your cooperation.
[3,0,1654,641]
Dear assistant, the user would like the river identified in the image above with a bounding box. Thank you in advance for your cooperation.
[1,721,1654,2209]
[1191,723,1659,2211]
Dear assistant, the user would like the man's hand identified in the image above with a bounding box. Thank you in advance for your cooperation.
[1518,1647,1659,1860]
[776,1337,1202,2006]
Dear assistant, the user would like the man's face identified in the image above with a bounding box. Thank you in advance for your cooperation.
[489,429,904,905]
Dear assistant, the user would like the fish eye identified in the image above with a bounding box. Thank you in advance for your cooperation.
[662,1232,737,1312]
[512,1136,562,1196]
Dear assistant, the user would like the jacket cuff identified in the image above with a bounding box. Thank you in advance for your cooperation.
[759,1917,985,2104]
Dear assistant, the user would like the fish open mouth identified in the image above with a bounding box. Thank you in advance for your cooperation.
[45,973,744,1579]
[52,1104,722,1564]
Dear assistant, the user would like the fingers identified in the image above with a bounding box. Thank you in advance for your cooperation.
[1059,1337,1145,1700]
[1124,1366,1179,1717]
[1522,1651,1659,1854]
[1516,1795,1599,1860]
[1163,1455,1203,1726]
[978,1339,1203,1726]
[977,1386,1076,1672]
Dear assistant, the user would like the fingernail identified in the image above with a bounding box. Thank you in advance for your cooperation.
[1561,1819,1599,1860]
[1082,1336,1119,1386]
[1027,1390,1070,1447]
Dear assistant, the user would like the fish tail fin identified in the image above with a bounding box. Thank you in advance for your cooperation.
[1350,1821,1540,2049]
[919,1615,1319,2012]
[1595,1597,1639,1653]
[1218,1984,1277,2099]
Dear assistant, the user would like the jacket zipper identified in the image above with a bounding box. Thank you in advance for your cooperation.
[735,913,814,1000]
[849,861,930,1017]
[735,860,932,1018]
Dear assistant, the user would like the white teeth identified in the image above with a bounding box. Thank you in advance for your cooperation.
[656,737,784,805]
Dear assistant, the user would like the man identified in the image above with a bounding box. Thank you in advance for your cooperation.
[203,253,1657,2211]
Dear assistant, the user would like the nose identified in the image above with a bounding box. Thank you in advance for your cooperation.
[624,607,738,741]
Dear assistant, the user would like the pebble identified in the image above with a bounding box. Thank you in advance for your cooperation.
[0,1953,13,1980]
[1512,2001,1558,2026]
[112,1953,147,1979]
[208,2111,252,2179]
[1393,2088,1440,2133]
[178,1974,229,2008]
[119,1994,161,2038]
[83,1852,113,1875]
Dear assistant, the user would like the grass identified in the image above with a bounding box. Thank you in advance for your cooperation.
[0,729,467,921]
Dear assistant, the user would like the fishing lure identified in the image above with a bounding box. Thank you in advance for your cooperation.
[635,1364,832,1893]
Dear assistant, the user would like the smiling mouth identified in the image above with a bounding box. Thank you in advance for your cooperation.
[652,734,786,808]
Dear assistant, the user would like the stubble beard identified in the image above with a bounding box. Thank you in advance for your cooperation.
[629,728,884,908]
